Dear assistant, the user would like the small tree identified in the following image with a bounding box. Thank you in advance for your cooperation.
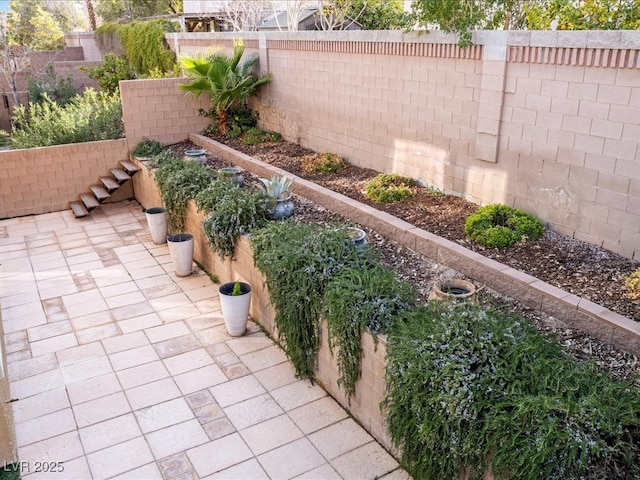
[221,0,272,31]
[81,53,135,95]
[179,41,272,136]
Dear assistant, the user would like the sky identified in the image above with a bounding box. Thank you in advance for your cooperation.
[0,1,8,13]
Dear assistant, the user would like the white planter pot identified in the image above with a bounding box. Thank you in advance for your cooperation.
[219,282,251,336]
[167,233,194,277]
[145,207,167,244]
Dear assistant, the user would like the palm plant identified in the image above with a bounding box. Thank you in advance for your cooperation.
[179,41,272,136]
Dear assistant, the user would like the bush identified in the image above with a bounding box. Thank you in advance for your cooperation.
[11,89,123,149]
[242,128,281,146]
[200,106,258,138]
[81,53,135,95]
[464,204,545,248]
[364,173,417,203]
[625,268,640,300]
[384,301,640,480]
[27,65,77,107]
[132,138,164,158]
[301,153,347,174]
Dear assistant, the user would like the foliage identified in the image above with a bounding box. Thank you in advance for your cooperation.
[27,65,77,107]
[131,138,164,158]
[200,106,258,138]
[194,179,235,213]
[11,89,123,148]
[364,173,417,203]
[201,184,270,259]
[153,157,217,233]
[118,20,180,75]
[324,261,415,397]
[301,153,346,174]
[231,280,242,296]
[525,0,640,30]
[180,41,272,136]
[251,222,361,379]
[81,53,136,95]
[0,462,20,480]
[7,1,69,50]
[242,127,281,146]
[348,0,405,29]
[95,0,182,23]
[260,175,292,200]
[625,268,640,301]
[27,6,65,50]
[147,149,180,169]
[465,204,545,248]
[94,22,124,56]
[383,301,640,480]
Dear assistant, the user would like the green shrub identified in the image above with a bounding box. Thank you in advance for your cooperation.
[132,138,164,158]
[465,204,545,248]
[11,89,123,149]
[625,268,640,300]
[27,65,77,107]
[200,106,258,138]
[147,149,180,169]
[324,262,415,397]
[301,153,347,174]
[251,222,362,379]
[242,128,281,146]
[364,173,417,203]
[201,185,271,259]
[81,53,136,95]
[154,158,217,233]
[384,301,640,480]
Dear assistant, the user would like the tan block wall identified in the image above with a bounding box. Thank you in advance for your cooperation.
[0,139,131,219]
[166,31,640,260]
[120,78,211,151]
[54,61,100,91]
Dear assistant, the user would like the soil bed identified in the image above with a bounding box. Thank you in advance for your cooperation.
[167,139,640,380]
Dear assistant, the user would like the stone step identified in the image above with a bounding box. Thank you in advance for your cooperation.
[100,176,120,193]
[120,160,140,176]
[90,185,110,203]
[69,200,89,218]
[110,168,131,185]
[80,192,100,211]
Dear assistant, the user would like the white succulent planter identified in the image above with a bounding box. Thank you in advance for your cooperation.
[145,207,167,244]
[167,233,194,277]
[219,281,252,336]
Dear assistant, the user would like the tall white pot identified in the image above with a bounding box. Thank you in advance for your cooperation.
[219,282,251,336]
[167,233,194,277]
[145,207,167,244]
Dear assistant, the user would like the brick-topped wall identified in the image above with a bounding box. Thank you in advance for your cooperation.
[166,30,640,260]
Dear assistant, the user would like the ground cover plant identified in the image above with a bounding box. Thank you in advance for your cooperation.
[465,203,545,248]
[301,152,347,174]
[365,173,418,203]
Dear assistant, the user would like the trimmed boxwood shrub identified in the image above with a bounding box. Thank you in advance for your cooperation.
[364,173,417,203]
[464,204,545,248]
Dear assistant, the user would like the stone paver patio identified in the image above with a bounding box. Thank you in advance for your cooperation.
[0,200,408,480]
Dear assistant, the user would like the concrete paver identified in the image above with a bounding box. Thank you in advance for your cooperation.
[0,201,408,479]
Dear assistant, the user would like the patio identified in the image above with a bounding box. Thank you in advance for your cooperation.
[0,200,407,480]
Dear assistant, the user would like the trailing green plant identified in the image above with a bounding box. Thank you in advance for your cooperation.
[364,173,417,203]
[81,53,136,95]
[180,40,272,136]
[383,301,640,480]
[194,180,236,213]
[201,184,271,259]
[465,203,545,248]
[153,157,217,233]
[259,175,292,200]
[27,65,78,107]
[301,152,347,174]
[251,222,362,379]
[242,127,281,146]
[132,138,164,158]
[625,268,640,300]
[324,261,415,398]
[11,89,123,148]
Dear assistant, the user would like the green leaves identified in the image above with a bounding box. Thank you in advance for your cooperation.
[364,174,417,203]
[464,204,545,248]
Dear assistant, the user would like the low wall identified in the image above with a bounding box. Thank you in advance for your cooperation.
[132,158,393,450]
[0,139,133,219]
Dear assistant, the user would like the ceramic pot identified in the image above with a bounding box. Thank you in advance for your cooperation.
[185,149,206,164]
[346,227,367,249]
[167,233,194,277]
[219,281,252,336]
[273,193,294,220]
[433,279,476,301]
[145,207,167,244]
[218,167,244,187]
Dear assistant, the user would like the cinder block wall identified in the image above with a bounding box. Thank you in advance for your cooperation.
[0,139,131,219]
[166,30,640,260]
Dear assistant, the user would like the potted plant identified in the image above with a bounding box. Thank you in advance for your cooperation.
[219,280,251,336]
[260,175,294,220]
[145,207,167,244]
[131,137,164,162]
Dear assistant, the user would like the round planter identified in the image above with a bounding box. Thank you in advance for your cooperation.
[167,233,194,277]
[346,227,367,249]
[433,279,476,301]
[218,167,244,187]
[145,207,167,244]
[185,149,206,164]
[273,193,294,220]
[219,282,252,336]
